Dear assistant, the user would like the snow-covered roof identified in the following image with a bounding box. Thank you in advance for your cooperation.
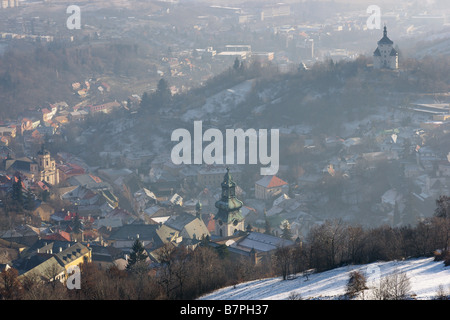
[235,232,294,253]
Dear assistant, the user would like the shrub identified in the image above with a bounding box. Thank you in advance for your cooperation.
[346,270,367,299]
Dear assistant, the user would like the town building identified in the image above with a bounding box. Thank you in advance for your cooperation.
[373,26,399,70]
[197,165,241,187]
[33,148,59,185]
[0,148,59,185]
[255,175,288,200]
[15,241,92,284]
[214,168,245,237]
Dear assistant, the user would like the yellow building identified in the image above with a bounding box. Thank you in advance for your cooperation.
[31,148,60,185]
[19,242,92,284]
[54,242,92,273]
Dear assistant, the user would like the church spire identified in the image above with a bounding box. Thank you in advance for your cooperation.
[383,24,387,37]
[214,167,245,237]
[195,200,202,218]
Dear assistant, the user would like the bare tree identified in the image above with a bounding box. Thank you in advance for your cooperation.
[44,263,64,290]
[371,269,412,300]
[346,270,367,299]
[434,196,450,253]
[155,244,190,299]
[435,285,450,300]
[273,246,294,280]
[0,268,22,299]
[345,225,367,264]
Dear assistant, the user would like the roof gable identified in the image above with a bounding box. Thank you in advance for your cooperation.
[255,175,288,188]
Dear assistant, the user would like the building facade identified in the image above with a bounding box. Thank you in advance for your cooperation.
[215,168,245,237]
[373,26,398,70]
[32,149,59,185]
[255,175,288,200]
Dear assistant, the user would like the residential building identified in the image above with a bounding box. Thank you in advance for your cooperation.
[210,231,294,265]
[197,165,241,187]
[88,101,121,114]
[164,212,210,241]
[106,224,164,251]
[16,241,91,284]
[255,175,288,200]
[67,174,111,191]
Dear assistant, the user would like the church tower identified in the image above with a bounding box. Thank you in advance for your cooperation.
[214,168,245,237]
[373,25,398,70]
[34,147,59,185]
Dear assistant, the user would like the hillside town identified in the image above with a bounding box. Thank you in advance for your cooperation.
[0,0,449,300]
[1,21,450,286]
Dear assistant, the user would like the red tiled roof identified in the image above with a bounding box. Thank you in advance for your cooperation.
[256,175,288,188]
[57,163,85,176]
[89,174,102,183]
[268,176,288,188]
[42,231,71,242]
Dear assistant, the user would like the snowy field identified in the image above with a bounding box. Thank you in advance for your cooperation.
[181,80,254,122]
[199,257,450,300]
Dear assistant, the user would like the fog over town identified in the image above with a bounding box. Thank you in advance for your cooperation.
[0,0,449,302]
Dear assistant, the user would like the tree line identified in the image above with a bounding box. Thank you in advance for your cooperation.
[1,197,449,300]
[274,196,450,283]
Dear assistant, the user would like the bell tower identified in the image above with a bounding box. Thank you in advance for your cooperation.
[34,146,59,185]
[373,25,398,70]
[214,168,245,237]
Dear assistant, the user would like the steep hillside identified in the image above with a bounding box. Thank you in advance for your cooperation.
[199,257,450,300]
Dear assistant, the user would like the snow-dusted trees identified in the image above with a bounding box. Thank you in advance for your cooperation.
[369,270,412,300]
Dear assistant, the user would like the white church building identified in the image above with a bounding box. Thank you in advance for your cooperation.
[373,26,399,70]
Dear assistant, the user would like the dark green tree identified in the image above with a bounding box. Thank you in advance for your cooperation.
[126,238,148,271]
[11,176,23,206]
[215,244,229,259]
[435,195,450,218]
[264,210,272,235]
[140,92,152,110]
[72,214,82,234]
[281,220,293,241]
[23,189,35,211]
[233,57,240,71]
[153,78,171,109]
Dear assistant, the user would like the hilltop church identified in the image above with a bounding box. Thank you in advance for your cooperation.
[373,26,399,70]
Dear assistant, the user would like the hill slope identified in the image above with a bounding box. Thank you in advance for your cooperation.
[199,257,450,300]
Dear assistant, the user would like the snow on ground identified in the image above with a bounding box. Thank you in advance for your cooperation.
[181,80,254,122]
[199,257,450,300]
